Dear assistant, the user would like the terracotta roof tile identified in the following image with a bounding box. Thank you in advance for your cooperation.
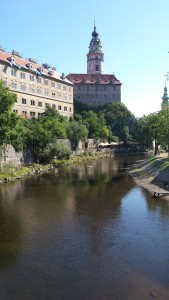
[0,50,73,85]
[66,73,121,85]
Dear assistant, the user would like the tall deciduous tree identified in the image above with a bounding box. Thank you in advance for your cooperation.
[141,112,166,154]
[24,107,67,162]
[100,103,134,141]
[0,80,23,151]
[66,120,88,150]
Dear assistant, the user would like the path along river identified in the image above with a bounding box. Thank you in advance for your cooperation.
[0,155,169,300]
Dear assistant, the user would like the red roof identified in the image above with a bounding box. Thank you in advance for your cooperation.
[0,50,73,85]
[66,73,121,85]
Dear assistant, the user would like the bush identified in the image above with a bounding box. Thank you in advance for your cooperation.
[38,140,71,163]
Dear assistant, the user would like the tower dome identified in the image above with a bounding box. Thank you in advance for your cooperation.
[92,25,98,38]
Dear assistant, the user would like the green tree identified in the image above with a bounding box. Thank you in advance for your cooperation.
[24,107,67,162]
[66,120,88,150]
[141,112,165,154]
[0,80,23,151]
[82,110,100,138]
[100,103,134,141]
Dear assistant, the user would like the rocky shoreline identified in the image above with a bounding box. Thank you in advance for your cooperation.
[0,152,113,184]
[129,154,169,200]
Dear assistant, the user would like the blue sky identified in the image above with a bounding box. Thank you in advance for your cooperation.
[1,0,169,117]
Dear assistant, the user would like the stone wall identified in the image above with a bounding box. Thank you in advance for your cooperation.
[0,139,103,167]
[2,144,23,167]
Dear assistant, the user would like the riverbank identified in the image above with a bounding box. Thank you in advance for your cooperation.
[129,153,169,200]
[0,151,113,184]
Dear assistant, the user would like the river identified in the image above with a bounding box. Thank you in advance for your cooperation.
[0,155,169,300]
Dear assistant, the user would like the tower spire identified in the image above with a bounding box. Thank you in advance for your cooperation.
[87,24,104,74]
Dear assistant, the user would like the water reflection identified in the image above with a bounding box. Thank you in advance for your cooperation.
[0,156,169,299]
[0,187,22,269]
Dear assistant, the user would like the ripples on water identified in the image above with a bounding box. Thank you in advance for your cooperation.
[0,156,169,300]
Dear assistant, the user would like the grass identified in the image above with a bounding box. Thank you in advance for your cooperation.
[145,155,169,170]
[0,165,32,180]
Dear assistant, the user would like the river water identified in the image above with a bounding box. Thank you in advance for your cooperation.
[0,156,169,300]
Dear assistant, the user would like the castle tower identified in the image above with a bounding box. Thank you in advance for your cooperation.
[87,23,104,74]
[161,85,169,109]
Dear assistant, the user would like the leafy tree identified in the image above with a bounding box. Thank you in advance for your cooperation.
[66,120,88,150]
[24,120,49,162]
[131,116,153,150]
[140,112,165,154]
[24,107,67,162]
[100,103,134,141]
[82,111,100,138]
[0,80,23,151]
[49,140,71,161]
[42,104,66,122]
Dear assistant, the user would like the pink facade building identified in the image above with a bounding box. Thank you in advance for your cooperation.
[67,24,122,107]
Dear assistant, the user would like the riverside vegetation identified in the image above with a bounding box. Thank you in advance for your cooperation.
[1,79,169,179]
[0,151,113,183]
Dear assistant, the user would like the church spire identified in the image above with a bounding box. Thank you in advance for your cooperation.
[87,23,104,74]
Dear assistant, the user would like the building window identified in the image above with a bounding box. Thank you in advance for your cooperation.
[38,112,43,117]
[31,100,35,106]
[22,98,27,104]
[22,111,27,115]
[44,90,49,96]
[37,88,42,94]
[57,92,61,99]
[13,109,18,114]
[52,92,56,98]
[11,82,17,89]
[37,77,41,83]
[51,81,55,88]
[52,104,56,109]
[58,105,61,110]
[38,101,42,107]
[20,72,26,79]
[44,79,48,85]
[3,65,7,73]
[57,83,61,89]
[11,69,17,76]
[64,106,67,111]
[30,111,36,117]
[30,74,34,81]
[96,65,99,71]
[21,84,26,91]
[45,103,49,108]
[69,107,72,112]
[29,86,35,93]
[63,85,67,91]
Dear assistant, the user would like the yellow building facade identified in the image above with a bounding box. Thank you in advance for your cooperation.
[0,48,73,118]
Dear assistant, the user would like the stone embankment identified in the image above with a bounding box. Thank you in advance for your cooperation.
[129,153,169,200]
